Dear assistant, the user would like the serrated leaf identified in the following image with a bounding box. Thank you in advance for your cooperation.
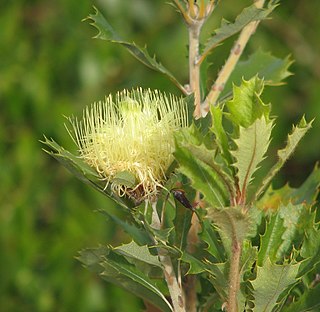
[101,259,172,312]
[144,221,174,244]
[257,163,320,210]
[258,203,320,278]
[180,252,208,275]
[234,49,292,86]
[78,247,173,312]
[86,7,184,93]
[277,203,308,259]
[236,241,258,310]
[289,162,320,205]
[282,283,320,312]
[207,262,229,301]
[255,117,313,200]
[173,196,193,250]
[113,241,161,268]
[210,105,234,168]
[232,116,273,197]
[257,184,295,211]
[182,119,214,150]
[258,211,286,266]
[97,208,152,245]
[298,224,320,278]
[226,77,271,128]
[221,50,293,100]
[277,116,312,161]
[41,137,134,210]
[240,241,258,278]
[180,252,228,300]
[174,140,228,208]
[201,3,277,60]
[199,220,226,262]
[251,258,300,312]
[77,245,110,274]
[42,136,99,179]
[258,203,309,266]
[206,207,253,254]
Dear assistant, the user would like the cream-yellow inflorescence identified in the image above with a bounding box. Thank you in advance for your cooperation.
[69,88,188,201]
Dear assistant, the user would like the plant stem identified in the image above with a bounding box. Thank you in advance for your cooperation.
[227,239,242,312]
[189,21,203,119]
[151,201,186,312]
[201,0,266,115]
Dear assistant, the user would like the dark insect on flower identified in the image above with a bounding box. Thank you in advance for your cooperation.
[171,189,195,212]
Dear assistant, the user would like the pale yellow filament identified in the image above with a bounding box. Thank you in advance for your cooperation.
[69,88,188,200]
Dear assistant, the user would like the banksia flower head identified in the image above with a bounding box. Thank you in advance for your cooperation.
[69,88,188,203]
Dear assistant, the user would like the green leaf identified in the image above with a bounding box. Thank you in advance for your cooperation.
[42,136,99,179]
[200,57,210,101]
[282,283,320,312]
[174,140,228,208]
[237,241,259,310]
[257,203,309,266]
[206,207,253,254]
[174,125,234,204]
[41,137,134,210]
[97,208,152,246]
[180,252,228,300]
[257,211,286,266]
[298,223,320,278]
[113,241,162,268]
[180,252,208,275]
[221,49,293,100]
[173,196,193,250]
[207,262,229,301]
[232,116,273,196]
[277,204,308,260]
[86,7,185,93]
[241,241,258,278]
[210,105,234,168]
[289,162,320,205]
[78,247,173,312]
[257,164,320,210]
[144,221,174,245]
[277,117,313,163]
[255,116,313,200]
[257,184,297,211]
[101,258,172,312]
[199,220,226,262]
[112,171,136,188]
[226,76,271,128]
[201,3,277,60]
[251,258,300,312]
[77,245,110,274]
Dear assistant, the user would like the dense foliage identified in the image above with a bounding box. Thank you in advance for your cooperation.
[1,1,320,311]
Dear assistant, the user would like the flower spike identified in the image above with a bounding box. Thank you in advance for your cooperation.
[68,88,188,203]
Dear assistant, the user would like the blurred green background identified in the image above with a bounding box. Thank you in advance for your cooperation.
[1,1,319,311]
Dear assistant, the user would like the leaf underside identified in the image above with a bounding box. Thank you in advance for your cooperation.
[232,117,273,195]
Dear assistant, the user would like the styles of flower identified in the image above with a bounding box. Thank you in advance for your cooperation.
[68,88,188,202]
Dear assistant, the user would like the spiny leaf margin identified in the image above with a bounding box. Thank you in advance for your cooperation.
[85,7,185,93]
